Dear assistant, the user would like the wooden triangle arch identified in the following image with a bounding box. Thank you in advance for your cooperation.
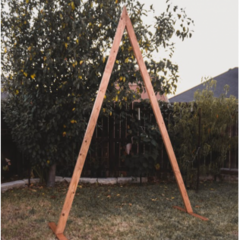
[49,6,208,240]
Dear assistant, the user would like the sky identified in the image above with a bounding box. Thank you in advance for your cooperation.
[137,0,238,98]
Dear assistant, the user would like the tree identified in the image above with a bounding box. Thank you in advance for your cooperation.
[1,0,194,186]
[170,80,238,186]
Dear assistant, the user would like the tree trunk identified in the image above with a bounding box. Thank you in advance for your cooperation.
[47,163,56,188]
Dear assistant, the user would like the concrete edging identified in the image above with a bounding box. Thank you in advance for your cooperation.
[1,176,148,193]
[2,174,237,193]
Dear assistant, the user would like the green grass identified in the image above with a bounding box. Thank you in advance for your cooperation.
[1,180,238,240]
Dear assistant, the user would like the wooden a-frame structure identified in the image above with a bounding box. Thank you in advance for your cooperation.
[49,6,208,240]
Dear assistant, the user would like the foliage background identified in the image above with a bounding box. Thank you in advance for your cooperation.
[1,0,194,183]
[169,80,238,185]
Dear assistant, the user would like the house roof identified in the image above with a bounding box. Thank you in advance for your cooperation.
[129,83,169,102]
[169,67,238,103]
[114,82,169,103]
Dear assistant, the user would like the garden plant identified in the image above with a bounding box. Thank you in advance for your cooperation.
[1,0,194,186]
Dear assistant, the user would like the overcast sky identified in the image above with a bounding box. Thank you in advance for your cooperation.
[137,0,238,98]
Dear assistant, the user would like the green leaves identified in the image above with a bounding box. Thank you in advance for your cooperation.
[2,0,195,172]
[171,81,238,179]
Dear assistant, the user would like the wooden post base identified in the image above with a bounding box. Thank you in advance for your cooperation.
[49,208,207,240]
[173,206,209,221]
[48,222,68,240]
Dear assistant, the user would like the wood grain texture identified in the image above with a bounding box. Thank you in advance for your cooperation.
[125,10,193,213]
[173,206,187,212]
[54,7,127,235]
[49,222,69,240]
[189,212,209,221]
[173,206,208,221]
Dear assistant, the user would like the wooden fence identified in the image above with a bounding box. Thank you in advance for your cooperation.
[81,102,238,178]
[81,103,171,178]
[226,123,238,169]
[1,103,238,181]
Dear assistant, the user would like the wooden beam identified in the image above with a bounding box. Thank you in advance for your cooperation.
[48,222,68,240]
[125,9,194,213]
[49,6,208,239]
[173,206,209,221]
[52,7,127,236]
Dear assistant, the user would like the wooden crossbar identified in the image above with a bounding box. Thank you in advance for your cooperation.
[49,6,208,240]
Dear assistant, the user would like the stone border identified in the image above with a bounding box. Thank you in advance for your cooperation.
[1,176,148,193]
[2,174,237,193]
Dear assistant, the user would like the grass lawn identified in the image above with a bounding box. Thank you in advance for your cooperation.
[1,180,238,240]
